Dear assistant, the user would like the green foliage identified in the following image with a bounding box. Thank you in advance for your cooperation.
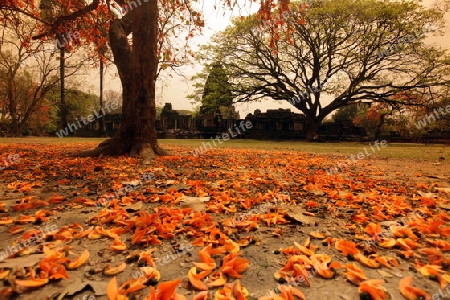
[201,62,233,110]
[333,104,359,121]
[45,88,97,131]
[188,62,236,115]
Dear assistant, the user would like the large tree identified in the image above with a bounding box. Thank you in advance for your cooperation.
[201,62,234,110]
[202,0,450,139]
[1,0,298,159]
[188,62,239,118]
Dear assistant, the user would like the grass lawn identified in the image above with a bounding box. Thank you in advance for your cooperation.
[0,137,448,161]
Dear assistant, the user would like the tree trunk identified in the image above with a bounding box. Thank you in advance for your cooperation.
[78,0,167,161]
[7,71,19,136]
[305,116,321,141]
[59,42,67,132]
[98,57,106,135]
[375,114,387,140]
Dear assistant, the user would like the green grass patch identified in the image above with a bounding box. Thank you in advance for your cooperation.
[160,139,448,160]
[0,137,448,161]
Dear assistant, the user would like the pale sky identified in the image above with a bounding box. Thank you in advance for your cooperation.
[84,0,450,119]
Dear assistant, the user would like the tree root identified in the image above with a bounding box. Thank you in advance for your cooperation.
[74,137,171,160]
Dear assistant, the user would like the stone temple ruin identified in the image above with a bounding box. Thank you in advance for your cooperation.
[79,102,368,140]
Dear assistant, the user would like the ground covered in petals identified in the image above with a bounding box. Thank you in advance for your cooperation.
[0,140,449,300]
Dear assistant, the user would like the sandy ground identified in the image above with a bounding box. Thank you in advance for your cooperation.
[0,143,449,299]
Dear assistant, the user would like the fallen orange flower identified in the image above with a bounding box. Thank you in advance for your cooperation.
[310,254,335,279]
[103,262,127,276]
[0,217,13,225]
[418,265,446,289]
[355,253,381,269]
[208,271,227,287]
[193,291,208,300]
[399,276,431,300]
[343,263,367,285]
[279,284,306,300]
[359,279,389,300]
[66,249,89,269]
[221,253,249,278]
[107,277,126,300]
[365,222,382,238]
[110,238,127,251]
[188,267,209,291]
[15,278,49,288]
[215,280,248,300]
[335,239,360,258]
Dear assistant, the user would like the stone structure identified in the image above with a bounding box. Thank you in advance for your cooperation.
[159,103,193,131]
[76,103,371,141]
[244,108,307,139]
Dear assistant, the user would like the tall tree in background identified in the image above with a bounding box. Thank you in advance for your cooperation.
[189,62,239,118]
[0,9,82,136]
[39,0,69,131]
[203,0,450,140]
[201,62,233,111]
[1,0,299,158]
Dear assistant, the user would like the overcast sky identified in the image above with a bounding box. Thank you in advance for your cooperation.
[85,0,450,118]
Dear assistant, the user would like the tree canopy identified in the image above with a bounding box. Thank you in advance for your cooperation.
[201,0,450,139]
[1,0,299,156]
[188,62,238,118]
[201,62,233,111]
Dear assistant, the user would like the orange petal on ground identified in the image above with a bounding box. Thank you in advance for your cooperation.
[208,272,226,287]
[74,226,94,239]
[110,239,127,251]
[365,223,382,237]
[156,278,184,299]
[8,225,24,234]
[399,276,431,300]
[344,263,367,285]
[0,217,13,225]
[221,254,249,278]
[15,278,48,288]
[15,215,36,224]
[399,250,415,258]
[49,265,70,279]
[419,265,445,288]
[191,237,205,246]
[0,270,10,280]
[292,264,311,286]
[124,280,147,294]
[335,239,359,256]
[309,231,328,239]
[107,277,119,300]
[294,241,315,256]
[193,291,208,300]
[355,253,381,268]
[224,239,240,254]
[232,280,248,300]
[279,284,306,300]
[139,267,161,282]
[194,262,216,271]
[331,261,345,269]
[188,267,208,291]
[310,254,335,279]
[103,262,127,276]
[66,249,90,269]
[359,279,389,300]
[374,256,392,269]
[378,238,396,248]
[199,245,215,263]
